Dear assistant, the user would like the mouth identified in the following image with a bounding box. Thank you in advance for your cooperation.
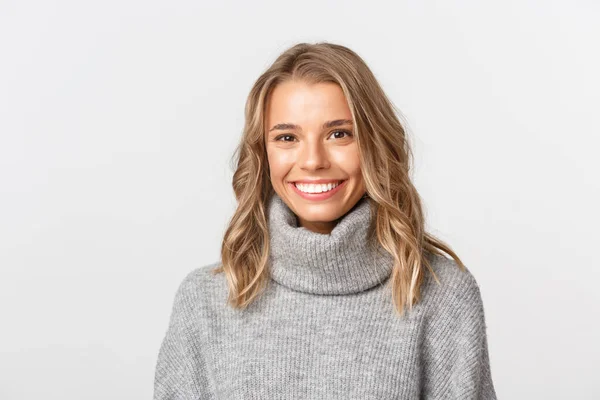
[289,179,347,197]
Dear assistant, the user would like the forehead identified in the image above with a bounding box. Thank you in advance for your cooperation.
[265,80,351,126]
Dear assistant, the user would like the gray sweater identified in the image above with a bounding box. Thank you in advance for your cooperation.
[153,194,497,399]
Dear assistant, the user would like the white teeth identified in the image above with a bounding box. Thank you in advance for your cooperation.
[294,181,341,194]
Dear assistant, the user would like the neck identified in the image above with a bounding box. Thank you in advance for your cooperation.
[297,215,340,234]
[267,193,394,295]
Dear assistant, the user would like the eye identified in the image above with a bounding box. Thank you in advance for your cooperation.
[273,130,353,142]
[329,130,353,139]
[274,134,297,142]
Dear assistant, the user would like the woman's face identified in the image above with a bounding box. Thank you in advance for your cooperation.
[264,80,366,234]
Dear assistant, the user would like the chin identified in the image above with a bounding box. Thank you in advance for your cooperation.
[297,205,345,220]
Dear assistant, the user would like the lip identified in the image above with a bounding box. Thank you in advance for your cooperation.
[289,180,347,201]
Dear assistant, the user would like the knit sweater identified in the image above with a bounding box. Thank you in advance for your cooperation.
[153,193,497,399]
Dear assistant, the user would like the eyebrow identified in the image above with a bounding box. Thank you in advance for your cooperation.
[268,119,353,132]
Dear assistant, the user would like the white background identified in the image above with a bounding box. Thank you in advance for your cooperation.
[1,0,599,399]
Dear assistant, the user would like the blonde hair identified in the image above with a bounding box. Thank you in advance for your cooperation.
[212,42,465,317]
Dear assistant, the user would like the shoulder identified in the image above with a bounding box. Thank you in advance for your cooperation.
[170,261,227,313]
[176,261,222,290]
[420,252,487,319]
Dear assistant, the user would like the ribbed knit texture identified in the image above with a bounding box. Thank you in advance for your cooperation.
[153,193,497,399]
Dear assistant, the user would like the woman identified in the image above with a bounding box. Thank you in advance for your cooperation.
[153,42,497,399]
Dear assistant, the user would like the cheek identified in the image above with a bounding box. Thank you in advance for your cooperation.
[266,148,293,180]
[330,146,362,176]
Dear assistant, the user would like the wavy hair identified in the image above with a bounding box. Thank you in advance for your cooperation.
[212,42,465,316]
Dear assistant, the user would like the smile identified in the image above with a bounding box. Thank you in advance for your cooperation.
[293,180,343,193]
[289,180,347,200]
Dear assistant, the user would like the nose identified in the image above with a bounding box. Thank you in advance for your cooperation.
[297,138,330,171]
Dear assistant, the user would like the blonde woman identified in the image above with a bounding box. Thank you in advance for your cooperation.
[153,42,497,399]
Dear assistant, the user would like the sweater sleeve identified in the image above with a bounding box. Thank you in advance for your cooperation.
[422,270,498,399]
[153,270,210,400]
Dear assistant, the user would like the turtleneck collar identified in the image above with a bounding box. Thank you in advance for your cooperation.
[266,193,394,295]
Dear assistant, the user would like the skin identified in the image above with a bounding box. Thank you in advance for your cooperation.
[264,80,366,234]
